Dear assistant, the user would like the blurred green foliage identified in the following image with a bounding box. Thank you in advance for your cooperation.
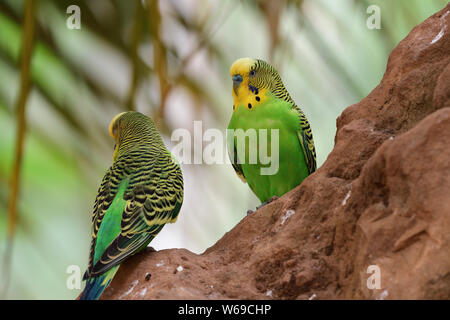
[0,0,447,299]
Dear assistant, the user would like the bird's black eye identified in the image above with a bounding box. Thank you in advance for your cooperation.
[249,70,255,77]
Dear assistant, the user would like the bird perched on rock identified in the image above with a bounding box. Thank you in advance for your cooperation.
[80,111,183,300]
[227,58,316,206]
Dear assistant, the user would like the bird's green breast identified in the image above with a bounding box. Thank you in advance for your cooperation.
[228,94,309,202]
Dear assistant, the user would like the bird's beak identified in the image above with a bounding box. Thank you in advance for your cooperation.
[232,74,243,95]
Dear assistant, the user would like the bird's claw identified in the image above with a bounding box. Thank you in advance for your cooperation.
[247,196,279,215]
[256,196,279,210]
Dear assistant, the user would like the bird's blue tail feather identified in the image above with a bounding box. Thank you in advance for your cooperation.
[79,265,119,300]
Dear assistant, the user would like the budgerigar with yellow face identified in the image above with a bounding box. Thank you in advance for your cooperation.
[80,111,183,300]
[227,58,316,204]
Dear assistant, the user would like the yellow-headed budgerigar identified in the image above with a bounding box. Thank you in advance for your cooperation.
[80,111,183,300]
[227,58,316,206]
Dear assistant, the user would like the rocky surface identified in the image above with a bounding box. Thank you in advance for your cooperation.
[102,4,450,300]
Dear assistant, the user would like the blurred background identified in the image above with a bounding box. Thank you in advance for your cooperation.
[0,0,446,299]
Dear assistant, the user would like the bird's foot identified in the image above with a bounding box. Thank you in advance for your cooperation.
[247,196,279,215]
[256,196,279,210]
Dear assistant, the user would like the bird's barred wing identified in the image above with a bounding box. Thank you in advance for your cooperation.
[84,168,118,279]
[87,157,183,277]
[296,109,317,174]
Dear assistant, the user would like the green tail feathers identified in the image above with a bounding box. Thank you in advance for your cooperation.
[79,265,119,300]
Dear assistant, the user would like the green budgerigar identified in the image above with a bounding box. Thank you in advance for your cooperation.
[227,58,316,204]
[80,111,183,300]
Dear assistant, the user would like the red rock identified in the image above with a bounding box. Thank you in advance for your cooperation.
[101,4,450,300]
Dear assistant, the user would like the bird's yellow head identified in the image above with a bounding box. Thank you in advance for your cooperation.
[230,57,287,111]
[108,112,127,140]
[108,111,159,161]
[108,112,127,160]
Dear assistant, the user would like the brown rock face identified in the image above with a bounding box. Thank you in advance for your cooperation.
[102,5,450,300]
